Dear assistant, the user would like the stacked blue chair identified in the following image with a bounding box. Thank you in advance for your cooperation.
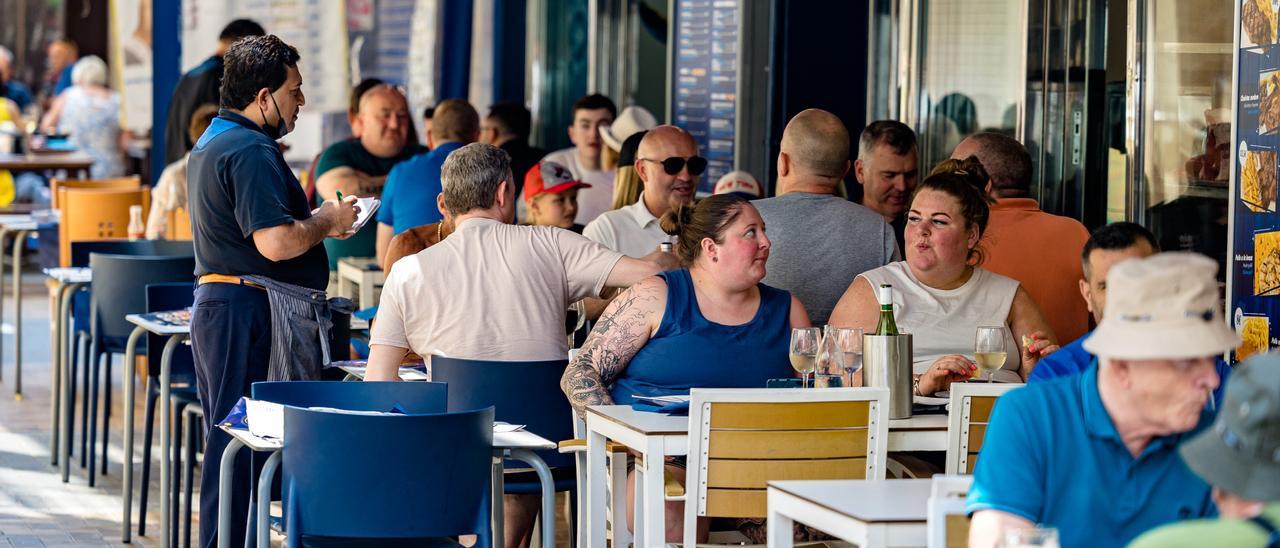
[430,357,577,541]
[86,253,194,487]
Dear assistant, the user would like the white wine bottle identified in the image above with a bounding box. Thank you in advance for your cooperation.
[874,284,899,336]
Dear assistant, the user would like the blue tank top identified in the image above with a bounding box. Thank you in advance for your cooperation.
[609,269,794,405]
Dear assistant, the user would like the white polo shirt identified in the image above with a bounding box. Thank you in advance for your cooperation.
[582,199,671,258]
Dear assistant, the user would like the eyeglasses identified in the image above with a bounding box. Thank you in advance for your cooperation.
[640,156,708,176]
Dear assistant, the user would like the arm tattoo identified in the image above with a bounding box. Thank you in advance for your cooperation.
[561,283,660,417]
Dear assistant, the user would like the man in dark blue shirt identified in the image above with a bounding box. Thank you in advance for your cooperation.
[187,35,355,548]
[163,19,265,165]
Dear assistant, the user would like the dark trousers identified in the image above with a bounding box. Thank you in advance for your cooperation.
[192,283,271,548]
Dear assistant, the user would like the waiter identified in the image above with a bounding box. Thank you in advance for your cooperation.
[187,35,356,548]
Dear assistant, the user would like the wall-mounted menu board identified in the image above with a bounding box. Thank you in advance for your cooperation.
[670,0,739,193]
[1230,0,1280,362]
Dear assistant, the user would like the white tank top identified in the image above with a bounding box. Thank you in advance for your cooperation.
[860,262,1022,380]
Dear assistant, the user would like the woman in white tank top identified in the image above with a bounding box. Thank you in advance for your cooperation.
[830,161,1060,396]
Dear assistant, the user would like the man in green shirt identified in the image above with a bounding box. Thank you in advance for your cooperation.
[1130,355,1280,548]
[314,84,426,269]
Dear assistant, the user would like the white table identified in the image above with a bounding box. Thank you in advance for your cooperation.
[46,267,90,479]
[0,215,37,397]
[120,312,190,544]
[335,257,383,308]
[218,421,560,548]
[335,363,428,381]
[767,479,931,547]
[583,405,949,547]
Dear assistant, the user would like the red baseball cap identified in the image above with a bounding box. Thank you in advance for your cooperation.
[524,161,592,203]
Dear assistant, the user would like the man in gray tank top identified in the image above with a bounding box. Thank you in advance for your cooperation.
[755,109,900,325]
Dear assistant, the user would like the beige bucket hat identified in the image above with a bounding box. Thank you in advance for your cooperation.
[600,106,658,151]
[1082,252,1240,359]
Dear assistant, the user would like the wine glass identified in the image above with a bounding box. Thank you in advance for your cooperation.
[789,327,821,388]
[974,326,1008,383]
[825,326,864,387]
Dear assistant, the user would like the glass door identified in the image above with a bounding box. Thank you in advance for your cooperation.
[1127,0,1233,279]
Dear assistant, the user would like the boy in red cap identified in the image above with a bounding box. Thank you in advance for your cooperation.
[523,161,591,232]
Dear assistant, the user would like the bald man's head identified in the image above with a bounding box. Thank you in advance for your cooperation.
[636,125,699,215]
[780,109,850,180]
[637,125,697,161]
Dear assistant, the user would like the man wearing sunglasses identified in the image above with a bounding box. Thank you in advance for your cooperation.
[584,125,701,259]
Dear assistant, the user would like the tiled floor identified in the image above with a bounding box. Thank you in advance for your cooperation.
[0,273,574,547]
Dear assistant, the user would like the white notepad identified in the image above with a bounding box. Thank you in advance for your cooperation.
[346,197,381,235]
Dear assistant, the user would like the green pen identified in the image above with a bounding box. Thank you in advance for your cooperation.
[336,190,343,201]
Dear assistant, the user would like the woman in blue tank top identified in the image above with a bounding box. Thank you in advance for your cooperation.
[560,193,811,414]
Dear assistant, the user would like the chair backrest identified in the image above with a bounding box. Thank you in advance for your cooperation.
[88,253,195,343]
[50,176,140,208]
[145,282,196,382]
[69,239,194,267]
[684,387,890,519]
[282,406,493,544]
[430,356,574,468]
[927,474,974,548]
[252,380,448,414]
[945,383,1022,474]
[59,187,149,266]
[167,207,193,240]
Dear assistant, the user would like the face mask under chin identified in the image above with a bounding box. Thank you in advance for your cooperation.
[257,92,290,140]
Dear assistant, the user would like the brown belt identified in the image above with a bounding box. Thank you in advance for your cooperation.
[197,274,266,290]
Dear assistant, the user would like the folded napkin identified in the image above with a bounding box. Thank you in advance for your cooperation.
[630,394,691,415]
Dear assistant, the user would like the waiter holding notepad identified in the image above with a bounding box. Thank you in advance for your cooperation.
[186,35,356,548]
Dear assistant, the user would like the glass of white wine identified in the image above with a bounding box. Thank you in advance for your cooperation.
[789,327,821,388]
[973,325,1007,383]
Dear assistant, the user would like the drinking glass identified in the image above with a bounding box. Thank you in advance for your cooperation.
[973,326,1008,383]
[825,326,864,387]
[1000,526,1059,548]
[789,327,821,388]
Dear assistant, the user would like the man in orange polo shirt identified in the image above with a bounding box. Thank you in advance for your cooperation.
[951,132,1090,344]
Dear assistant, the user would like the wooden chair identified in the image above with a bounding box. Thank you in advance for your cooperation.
[57,187,150,266]
[166,207,193,240]
[927,474,974,548]
[677,387,890,546]
[50,176,141,209]
[945,382,1022,475]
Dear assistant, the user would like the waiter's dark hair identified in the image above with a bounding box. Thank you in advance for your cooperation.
[218,19,265,43]
[220,35,300,110]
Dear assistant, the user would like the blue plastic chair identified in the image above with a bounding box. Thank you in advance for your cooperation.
[251,381,448,413]
[281,406,494,547]
[135,282,198,541]
[430,356,577,544]
[64,240,193,468]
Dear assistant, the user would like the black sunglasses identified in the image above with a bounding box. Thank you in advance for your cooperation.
[640,156,708,176]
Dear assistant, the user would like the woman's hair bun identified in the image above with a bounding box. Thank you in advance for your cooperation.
[659,203,694,237]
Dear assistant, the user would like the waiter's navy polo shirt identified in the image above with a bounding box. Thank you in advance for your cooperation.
[966,366,1216,547]
[187,110,329,290]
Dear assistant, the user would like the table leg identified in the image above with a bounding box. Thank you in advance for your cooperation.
[585,425,607,548]
[640,439,666,548]
[767,507,795,548]
[48,281,69,465]
[59,282,83,483]
[633,465,646,548]
[257,451,281,548]
[507,449,556,548]
[160,334,185,548]
[120,326,145,543]
[12,229,28,397]
[359,273,374,308]
[0,228,8,385]
[217,438,246,548]
[490,455,505,545]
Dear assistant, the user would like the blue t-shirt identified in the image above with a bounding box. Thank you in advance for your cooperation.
[187,110,329,290]
[609,269,794,404]
[2,80,33,111]
[1028,332,1232,403]
[378,141,465,234]
[54,65,73,96]
[966,366,1216,547]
